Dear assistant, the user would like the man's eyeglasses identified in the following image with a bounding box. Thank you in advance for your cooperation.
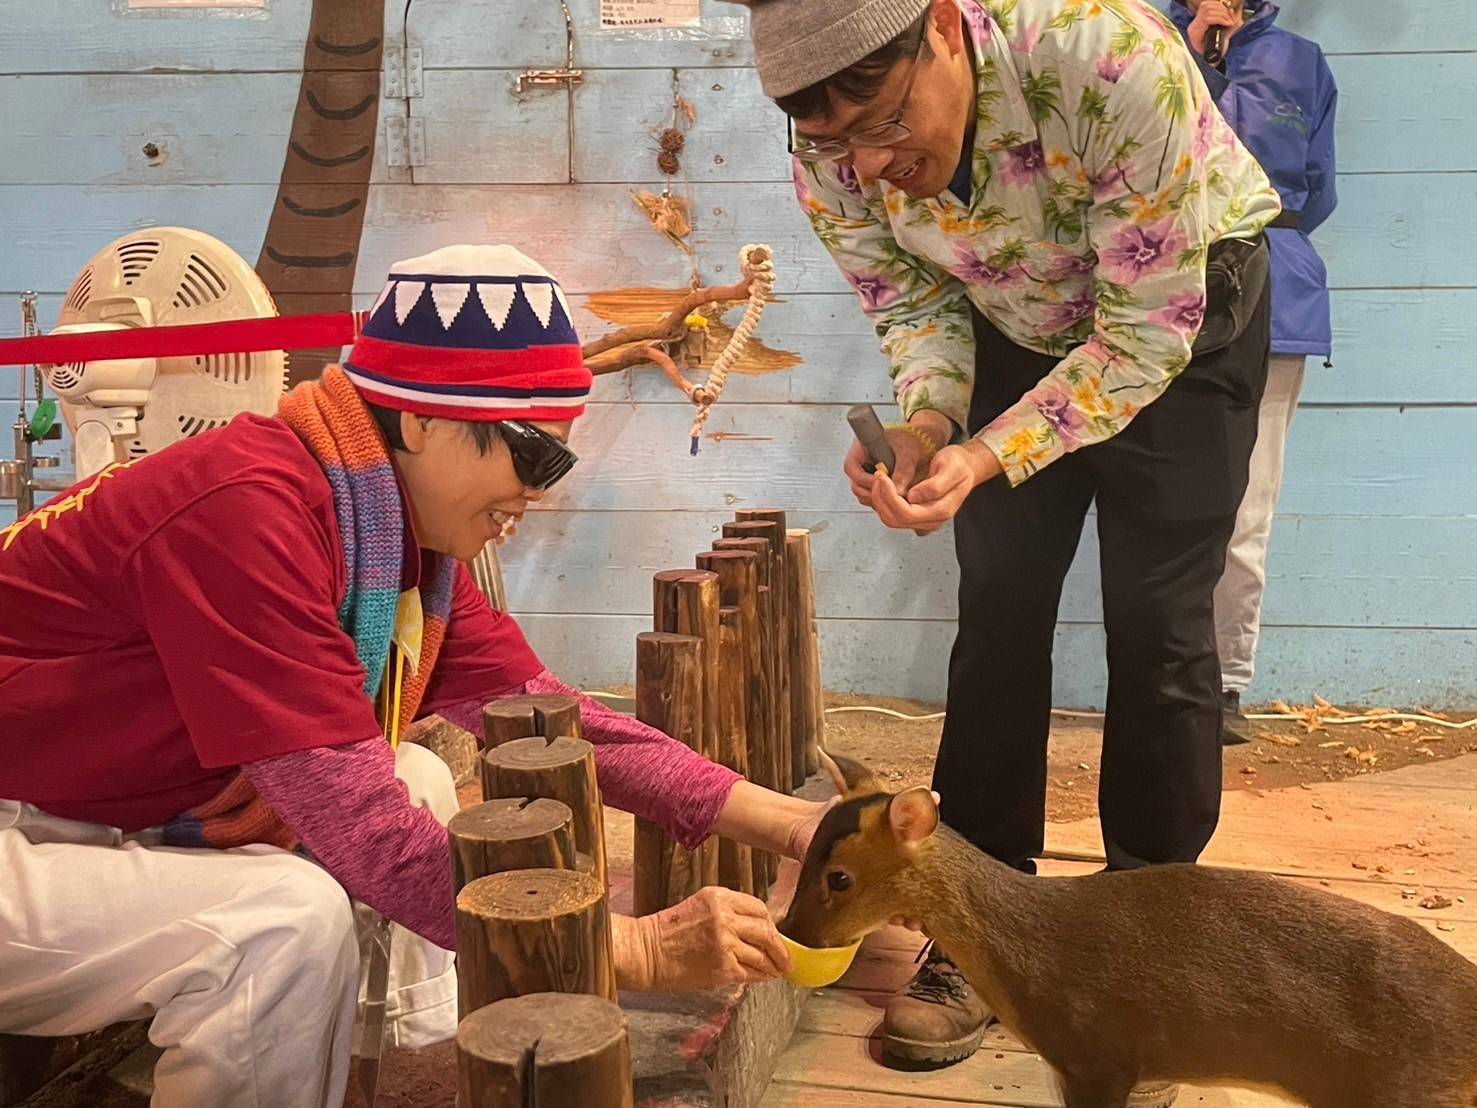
[786,30,928,163]
[497,420,578,491]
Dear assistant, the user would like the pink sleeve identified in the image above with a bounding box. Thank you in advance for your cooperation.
[437,671,740,851]
[242,738,456,950]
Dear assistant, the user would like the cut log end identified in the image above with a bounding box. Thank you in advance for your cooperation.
[458,993,633,1108]
[456,868,603,924]
[484,734,592,772]
[449,797,578,891]
[482,734,608,888]
[483,694,583,751]
[450,796,573,844]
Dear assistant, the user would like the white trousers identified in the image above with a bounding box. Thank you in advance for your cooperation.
[1214,354,1307,694]
[0,742,461,1108]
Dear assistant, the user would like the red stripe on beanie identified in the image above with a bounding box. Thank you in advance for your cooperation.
[346,334,591,389]
[351,385,586,424]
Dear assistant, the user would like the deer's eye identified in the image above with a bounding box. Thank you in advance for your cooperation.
[827,871,853,893]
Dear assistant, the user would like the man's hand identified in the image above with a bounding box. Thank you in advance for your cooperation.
[1186,0,1244,55]
[615,887,792,992]
[844,428,927,506]
[868,440,1003,534]
[843,410,952,505]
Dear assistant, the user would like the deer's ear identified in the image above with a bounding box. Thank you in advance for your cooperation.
[888,788,939,848]
[819,749,886,797]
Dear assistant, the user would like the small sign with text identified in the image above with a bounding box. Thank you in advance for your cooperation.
[600,0,700,29]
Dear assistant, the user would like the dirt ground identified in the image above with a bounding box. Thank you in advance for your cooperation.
[820,690,1477,823]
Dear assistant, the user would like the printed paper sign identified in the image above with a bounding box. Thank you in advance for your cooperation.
[600,0,700,29]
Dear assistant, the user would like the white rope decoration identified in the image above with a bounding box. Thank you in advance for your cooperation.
[687,243,775,455]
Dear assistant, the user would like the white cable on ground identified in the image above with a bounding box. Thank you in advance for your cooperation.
[585,692,1473,730]
[823,705,945,723]
[823,705,1105,722]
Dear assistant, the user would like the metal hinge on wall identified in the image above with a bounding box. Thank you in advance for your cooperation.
[384,116,426,167]
[383,43,424,99]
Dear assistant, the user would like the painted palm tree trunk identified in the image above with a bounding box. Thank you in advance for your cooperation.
[257,0,386,384]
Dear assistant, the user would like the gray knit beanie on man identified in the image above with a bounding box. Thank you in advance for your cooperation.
[725,0,933,100]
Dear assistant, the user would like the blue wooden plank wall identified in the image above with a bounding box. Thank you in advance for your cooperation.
[1,0,1473,706]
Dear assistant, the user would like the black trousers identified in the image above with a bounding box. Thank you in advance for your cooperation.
[933,259,1271,872]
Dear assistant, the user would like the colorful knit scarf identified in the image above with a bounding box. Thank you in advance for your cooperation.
[161,366,456,850]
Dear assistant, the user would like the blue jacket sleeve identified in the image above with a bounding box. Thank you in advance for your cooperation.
[1301,51,1339,233]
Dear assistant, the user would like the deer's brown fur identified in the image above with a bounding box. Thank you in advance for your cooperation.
[782,755,1477,1108]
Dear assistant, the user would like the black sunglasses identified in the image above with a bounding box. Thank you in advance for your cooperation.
[496,420,578,491]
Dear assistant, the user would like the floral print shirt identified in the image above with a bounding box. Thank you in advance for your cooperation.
[794,0,1282,485]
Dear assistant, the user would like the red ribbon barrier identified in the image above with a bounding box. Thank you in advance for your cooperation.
[0,311,366,366]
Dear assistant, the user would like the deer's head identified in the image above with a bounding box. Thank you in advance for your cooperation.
[780,751,940,950]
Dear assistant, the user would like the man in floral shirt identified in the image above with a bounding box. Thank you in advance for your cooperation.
[732,0,1281,1078]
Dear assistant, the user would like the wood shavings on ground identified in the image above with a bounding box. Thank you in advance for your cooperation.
[1262,732,1302,747]
[1255,697,1477,733]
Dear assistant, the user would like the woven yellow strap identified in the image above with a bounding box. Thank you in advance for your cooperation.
[381,588,425,748]
[884,421,947,461]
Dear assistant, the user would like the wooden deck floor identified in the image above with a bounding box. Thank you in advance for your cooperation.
[765,755,1477,1107]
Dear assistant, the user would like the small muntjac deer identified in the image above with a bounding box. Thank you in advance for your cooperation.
[782,753,1477,1108]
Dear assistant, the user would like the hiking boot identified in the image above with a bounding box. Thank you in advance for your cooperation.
[1128,1082,1181,1107]
[881,943,993,1069]
[1221,689,1252,746]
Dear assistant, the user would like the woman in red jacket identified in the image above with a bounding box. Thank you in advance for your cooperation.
[0,244,823,1107]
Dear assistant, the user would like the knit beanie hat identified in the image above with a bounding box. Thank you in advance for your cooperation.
[724,0,933,99]
[344,244,592,423]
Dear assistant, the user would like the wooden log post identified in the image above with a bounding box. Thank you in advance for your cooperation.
[712,537,780,890]
[449,797,578,893]
[786,528,824,780]
[733,511,794,793]
[707,540,774,798]
[711,544,778,888]
[483,694,583,753]
[697,548,770,898]
[651,570,721,763]
[482,736,608,887]
[714,607,755,895]
[633,632,707,915]
[715,532,783,804]
[457,993,633,1108]
[651,569,722,887]
[696,550,766,792]
[455,869,616,1017]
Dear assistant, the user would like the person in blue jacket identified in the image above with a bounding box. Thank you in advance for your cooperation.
[1172,0,1338,743]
